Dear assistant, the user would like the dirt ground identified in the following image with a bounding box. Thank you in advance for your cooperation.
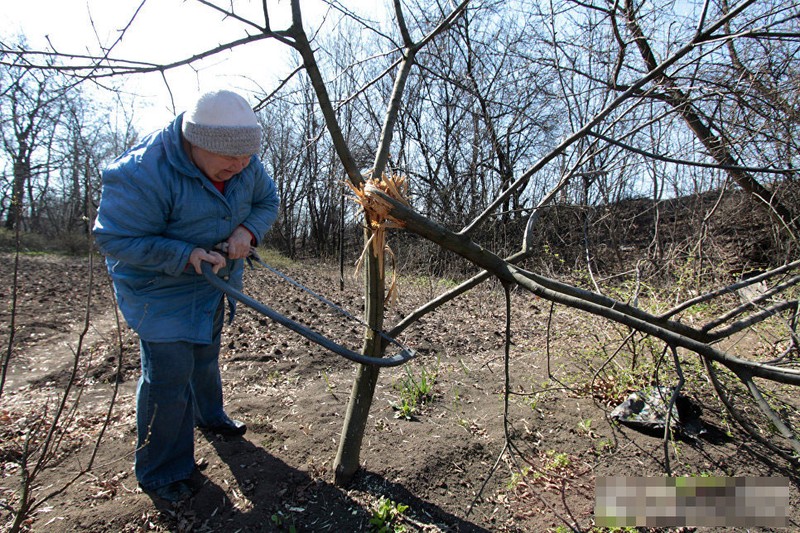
[0,252,798,532]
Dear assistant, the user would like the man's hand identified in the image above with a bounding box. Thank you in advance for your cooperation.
[226,226,254,259]
[188,248,226,274]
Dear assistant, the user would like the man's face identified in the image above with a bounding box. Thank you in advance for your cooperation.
[190,145,253,182]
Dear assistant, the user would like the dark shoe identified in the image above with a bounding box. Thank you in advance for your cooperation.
[144,480,195,502]
[199,418,247,437]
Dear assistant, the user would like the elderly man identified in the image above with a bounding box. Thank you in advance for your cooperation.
[93,90,279,502]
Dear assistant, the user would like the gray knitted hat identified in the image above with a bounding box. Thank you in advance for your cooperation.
[181,90,262,156]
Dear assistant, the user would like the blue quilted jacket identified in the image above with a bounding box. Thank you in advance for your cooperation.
[93,114,279,343]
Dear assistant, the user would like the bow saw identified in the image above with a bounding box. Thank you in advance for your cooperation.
[201,246,416,367]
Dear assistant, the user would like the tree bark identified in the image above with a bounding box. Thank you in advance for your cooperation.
[6,155,29,230]
[333,235,384,484]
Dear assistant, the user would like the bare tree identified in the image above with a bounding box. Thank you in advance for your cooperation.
[258,98,309,257]
[0,50,65,231]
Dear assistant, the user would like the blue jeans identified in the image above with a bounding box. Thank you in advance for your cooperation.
[135,301,230,490]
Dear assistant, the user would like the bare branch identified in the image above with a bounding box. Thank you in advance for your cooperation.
[1,33,281,79]
[704,359,799,464]
[703,275,800,332]
[742,375,800,455]
[372,0,471,178]
[461,0,762,236]
[706,301,799,342]
[393,0,414,48]
[253,65,305,112]
[661,260,800,320]
[193,0,267,32]
[588,130,796,175]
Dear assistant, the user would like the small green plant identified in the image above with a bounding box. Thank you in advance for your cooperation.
[392,363,437,419]
[270,511,297,532]
[266,369,282,386]
[407,364,436,403]
[526,392,542,412]
[543,243,565,266]
[507,466,531,489]
[393,397,416,420]
[551,452,570,469]
[593,438,613,454]
[369,497,408,533]
[544,450,571,470]
[320,370,336,395]
[457,357,471,375]
[577,418,593,435]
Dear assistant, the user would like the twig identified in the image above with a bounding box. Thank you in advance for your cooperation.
[89,279,125,468]
[741,375,800,455]
[703,359,799,466]
[583,210,602,294]
[465,440,507,517]
[706,300,798,341]
[588,130,795,175]
[589,329,636,408]
[0,220,23,398]
[660,259,800,320]
[466,282,515,516]
[467,283,578,529]
[27,253,96,515]
[662,345,685,475]
[702,275,800,332]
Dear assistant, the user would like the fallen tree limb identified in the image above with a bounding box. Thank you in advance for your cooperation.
[704,358,799,465]
[368,187,800,389]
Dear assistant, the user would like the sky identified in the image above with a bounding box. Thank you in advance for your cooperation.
[4,0,383,133]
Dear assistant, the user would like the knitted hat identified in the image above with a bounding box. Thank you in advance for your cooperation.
[181,90,262,156]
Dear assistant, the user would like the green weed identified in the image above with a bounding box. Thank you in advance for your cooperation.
[369,497,408,533]
[546,451,571,470]
[270,511,297,532]
[266,370,282,386]
[320,370,336,394]
[593,438,614,454]
[393,397,416,420]
[392,363,438,419]
[507,466,531,489]
[526,392,542,412]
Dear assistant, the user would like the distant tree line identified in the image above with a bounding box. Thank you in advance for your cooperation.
[1,0,797,275]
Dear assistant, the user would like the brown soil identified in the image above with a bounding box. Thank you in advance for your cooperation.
[0,252,797,532]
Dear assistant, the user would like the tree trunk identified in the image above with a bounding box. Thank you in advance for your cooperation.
[5,157,28,230]
[333,230,385,484]
[332,39,419,485]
